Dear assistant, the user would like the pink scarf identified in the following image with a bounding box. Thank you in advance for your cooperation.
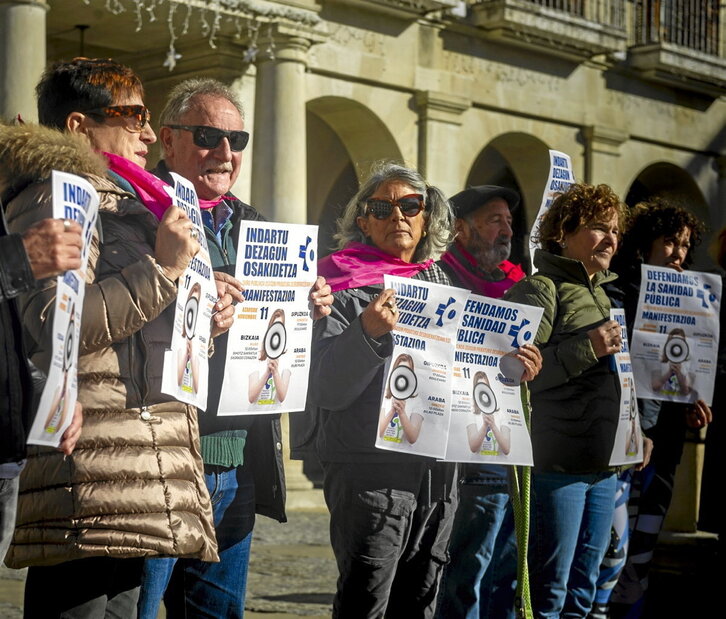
[104,152,222,219]
[319,242,434,292]
[440,242,525,299]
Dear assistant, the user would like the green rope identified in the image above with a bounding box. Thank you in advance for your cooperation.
[511,385,533,618]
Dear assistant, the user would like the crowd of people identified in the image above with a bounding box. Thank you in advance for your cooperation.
[0,56,720,619]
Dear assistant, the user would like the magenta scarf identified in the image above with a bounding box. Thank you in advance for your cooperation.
[104,152,222,219]
[319,242,434,292]
[440,242,525,299]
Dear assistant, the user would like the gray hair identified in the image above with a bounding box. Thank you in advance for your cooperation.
[333,162,454,262]
[159,78,244,125]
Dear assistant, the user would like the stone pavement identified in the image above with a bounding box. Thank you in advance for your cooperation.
[0,507,718,618]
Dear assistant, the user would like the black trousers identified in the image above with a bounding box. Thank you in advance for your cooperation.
[24,556,143,618]
[322,460,457,619]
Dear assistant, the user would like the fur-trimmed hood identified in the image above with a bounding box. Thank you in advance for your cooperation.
[0,123,108,202]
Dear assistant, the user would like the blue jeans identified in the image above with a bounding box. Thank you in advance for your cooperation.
[530,471,617,619]
[438,482,516,619]
[138,465,255,619]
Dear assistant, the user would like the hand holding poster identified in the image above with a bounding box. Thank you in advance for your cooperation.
[218,221,319,415]
[609,308,644,466]
[529,150,575,272]
[443,294,543,465]
[161,173,217,410]
[27,171,99,446]
[375,275,470,459]
[630,265,721,405]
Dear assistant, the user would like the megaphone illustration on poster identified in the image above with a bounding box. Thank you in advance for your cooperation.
[473,372,498,415]
[182,283,202,340]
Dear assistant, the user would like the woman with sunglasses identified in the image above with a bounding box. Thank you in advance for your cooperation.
[305,162,455,618]
[1,58,225,617]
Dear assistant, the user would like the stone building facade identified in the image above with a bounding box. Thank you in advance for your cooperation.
[2,0,725,526]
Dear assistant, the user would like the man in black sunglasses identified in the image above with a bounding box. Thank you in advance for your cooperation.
[142,78,332,619]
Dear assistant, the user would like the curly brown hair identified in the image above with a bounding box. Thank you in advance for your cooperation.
[613,197,704,270]
[535,183,627,255]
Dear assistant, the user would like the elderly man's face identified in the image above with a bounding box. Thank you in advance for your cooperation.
[161,95,244,200]
[456,198,513,271]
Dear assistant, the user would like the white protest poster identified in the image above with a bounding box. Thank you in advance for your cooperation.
[218,221,318,415]
[529,150,575,272]
[27,171,99,446]
[375,275,470,459]
[609,308,644,466]
[443,295,542,465]
[161,172,217,410]
[630,264,721,405]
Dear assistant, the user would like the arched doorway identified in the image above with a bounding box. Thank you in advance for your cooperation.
[466,133,551,268]
[625,162,711,266]
[307,96,404,256]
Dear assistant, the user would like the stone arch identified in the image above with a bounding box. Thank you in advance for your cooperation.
[625,162,711,266]
[307,96,404,255]
[466,133,551,266]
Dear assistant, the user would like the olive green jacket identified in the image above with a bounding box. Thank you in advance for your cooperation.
[504,250,620,473]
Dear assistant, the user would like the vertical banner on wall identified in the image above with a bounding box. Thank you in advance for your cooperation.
[161,172,217,410]
[27,171,99,446]
[217,221,318,415]
[529,150,575,272]
[443,294,542,465]
[609,308,644,466]
[374,275,470,459]
[630,265,721,405]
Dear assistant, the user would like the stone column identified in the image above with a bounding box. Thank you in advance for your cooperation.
[414,91,470,198]
[716,156,726,231]
[582,124,629,187]
[0,0,47,123]
[251,33,311,224]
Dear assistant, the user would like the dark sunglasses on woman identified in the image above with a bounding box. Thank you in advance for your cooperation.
[164,124,250,152]
[85,105,151,133]
[364,194,425,219]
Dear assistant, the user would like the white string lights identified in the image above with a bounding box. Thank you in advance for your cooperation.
[84,0,320,71]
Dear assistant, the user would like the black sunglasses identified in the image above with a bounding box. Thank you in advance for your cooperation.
[85,105,150,132]
[364,194,425,220]
[164,124,250,152]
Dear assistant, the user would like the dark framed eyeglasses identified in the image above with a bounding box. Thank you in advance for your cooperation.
[364,194,425,220]
[85,105,150,132]
[164,124,250,152]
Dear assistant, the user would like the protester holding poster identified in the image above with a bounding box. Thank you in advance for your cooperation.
[2,59,221,615]
[140,78,333,619]
[307,163,456,618]
[593,198,711,618]
[504,183,628,618]
[437,185,539,619]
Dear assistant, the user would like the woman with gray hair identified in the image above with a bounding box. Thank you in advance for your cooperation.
[307,162,456,618]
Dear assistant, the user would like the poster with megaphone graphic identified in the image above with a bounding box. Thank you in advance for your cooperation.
[630,264,721,405]
[217,221,319,415]
[609,308,644,466]
[27,171,99,446]
[161,173,217,410]
[374,275,470,459]
[442,294,543,465]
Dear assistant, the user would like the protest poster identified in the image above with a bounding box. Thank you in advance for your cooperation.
[161,172,217,410]
[375,275,470,459]
[218,221,319,415]
[608,308,644,466]
[630,264,721,405]
[529,150,575,272]
[27,171,99,446]
[443,294,542,465]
